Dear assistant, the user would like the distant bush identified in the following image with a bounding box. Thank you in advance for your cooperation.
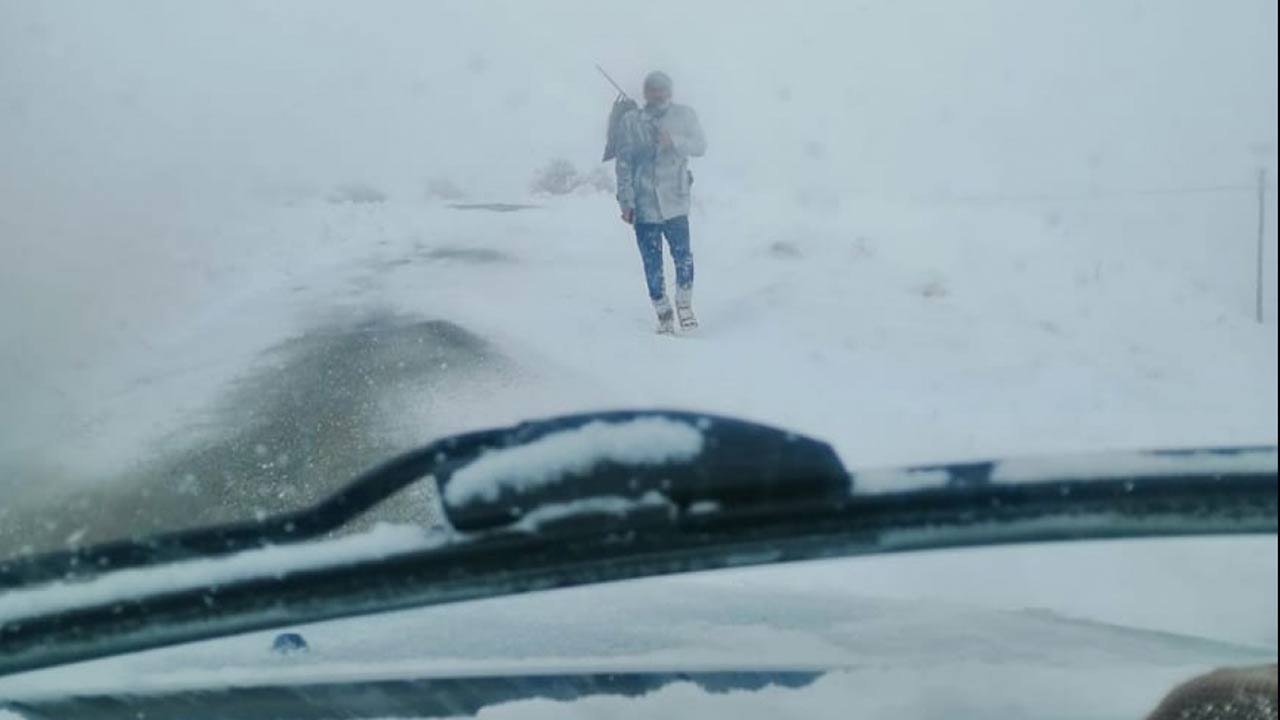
[918,279,949,299]
[579,165,616,194]
[327,183,387,205]
[530,159,580,196]
[850,236,876,260]
[425,177,466,201]
[530,159,616,196]
[768,240,802,259]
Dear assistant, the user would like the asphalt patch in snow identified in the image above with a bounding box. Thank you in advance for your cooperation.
[364,247,513,273]
[768,240,803,259]
[421,247,512,264]
[448,203,540,213]
[0,313,504,557]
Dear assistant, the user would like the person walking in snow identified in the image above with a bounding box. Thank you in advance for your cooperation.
[613,71,706,334]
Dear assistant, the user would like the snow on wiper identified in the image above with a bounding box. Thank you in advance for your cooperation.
[444,417,706,505]
[435,411,847,533]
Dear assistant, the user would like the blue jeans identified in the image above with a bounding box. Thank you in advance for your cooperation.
[634,215,693,301]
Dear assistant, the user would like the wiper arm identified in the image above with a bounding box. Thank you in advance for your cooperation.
[0,410,847,590]
[0,410,1274,679]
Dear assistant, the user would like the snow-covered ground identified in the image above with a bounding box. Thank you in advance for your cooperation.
[3,184,1274,548]
[2,0,1276,542]
[20,189,1280,475]
[3,0,1276,489]
[2,178,1277,601]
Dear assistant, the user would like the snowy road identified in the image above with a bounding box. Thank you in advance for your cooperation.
[2,191,1275,557]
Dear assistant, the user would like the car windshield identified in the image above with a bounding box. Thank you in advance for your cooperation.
[0,0,1277,717]
[0,0,1276,546]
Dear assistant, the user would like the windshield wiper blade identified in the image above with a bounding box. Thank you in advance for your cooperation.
[0,410,846,590]
[0,410,1274,678]
[1,456,1273,678]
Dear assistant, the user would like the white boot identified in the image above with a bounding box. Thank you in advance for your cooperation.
[675,286,698,331]
[653,296,676,335]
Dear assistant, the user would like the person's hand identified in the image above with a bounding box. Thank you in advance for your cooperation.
[658,130,674,149]
[621,208,634,224]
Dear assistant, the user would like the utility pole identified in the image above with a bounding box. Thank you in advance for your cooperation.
[1257,167,1267,324]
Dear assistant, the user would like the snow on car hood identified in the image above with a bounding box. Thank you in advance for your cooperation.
[1,541,1272,720]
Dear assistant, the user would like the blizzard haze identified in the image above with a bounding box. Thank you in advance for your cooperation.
[0,3,1276,544]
